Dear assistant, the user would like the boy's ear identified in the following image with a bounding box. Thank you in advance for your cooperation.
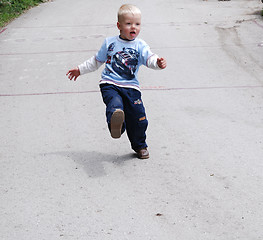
[117,22,121,30]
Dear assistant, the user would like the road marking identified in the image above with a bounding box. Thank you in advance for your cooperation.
[0,85,262,97]
[0,28,7,34]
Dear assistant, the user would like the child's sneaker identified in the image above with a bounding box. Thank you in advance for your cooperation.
[110,109,124,139]
[136,148,149,159]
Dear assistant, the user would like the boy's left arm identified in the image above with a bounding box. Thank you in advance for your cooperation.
[147,54,167,70]
[157,57,167,69]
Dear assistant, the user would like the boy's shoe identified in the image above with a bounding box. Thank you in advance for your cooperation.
[110,109,124,139]
[136,148,149,159]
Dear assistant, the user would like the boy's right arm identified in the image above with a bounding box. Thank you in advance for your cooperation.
[66,67,80,81]
[66,56,104,81]
[78,56,104,75]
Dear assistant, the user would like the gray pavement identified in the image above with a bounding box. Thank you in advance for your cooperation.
[1,0,263,239]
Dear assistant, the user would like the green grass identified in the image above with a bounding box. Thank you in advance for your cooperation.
[0,0,44,27]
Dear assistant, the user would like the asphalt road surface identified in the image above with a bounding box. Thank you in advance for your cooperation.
[1,0,263,239]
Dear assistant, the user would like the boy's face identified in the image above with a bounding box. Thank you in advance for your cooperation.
[117,13,141,41]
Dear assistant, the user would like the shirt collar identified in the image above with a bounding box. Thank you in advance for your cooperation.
[118,35,136,42]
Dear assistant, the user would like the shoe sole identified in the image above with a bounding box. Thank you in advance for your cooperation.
[110,109,124,139]
[138,154,150,159]
[136,149,150,159]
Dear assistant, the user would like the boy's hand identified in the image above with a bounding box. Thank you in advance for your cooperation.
[157,57,167,69]
[66,67,80,81]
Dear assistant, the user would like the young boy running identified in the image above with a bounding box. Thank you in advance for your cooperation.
[67,4,167,159]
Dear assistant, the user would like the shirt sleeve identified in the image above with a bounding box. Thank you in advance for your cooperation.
[146,54,161,70]
[95,39,108,63]
[78,39,107,75]
[78,56,104,75]
[140,43,154,66]
[140,42,160,70]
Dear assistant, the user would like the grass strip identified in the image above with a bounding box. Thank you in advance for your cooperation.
[0,0,44,27]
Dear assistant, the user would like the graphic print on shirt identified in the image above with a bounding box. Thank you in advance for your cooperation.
[104,43,116,74]
[108,43,115,52]
[111,48,139,80]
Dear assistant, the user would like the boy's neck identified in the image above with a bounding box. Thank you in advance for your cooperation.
[119,35,136,41]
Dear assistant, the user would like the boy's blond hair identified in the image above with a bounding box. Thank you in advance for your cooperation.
[117,4,141,22]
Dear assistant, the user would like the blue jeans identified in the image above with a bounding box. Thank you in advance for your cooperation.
[100,84,148,151]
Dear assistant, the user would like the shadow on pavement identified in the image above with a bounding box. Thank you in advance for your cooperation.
[43,151,137,178]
